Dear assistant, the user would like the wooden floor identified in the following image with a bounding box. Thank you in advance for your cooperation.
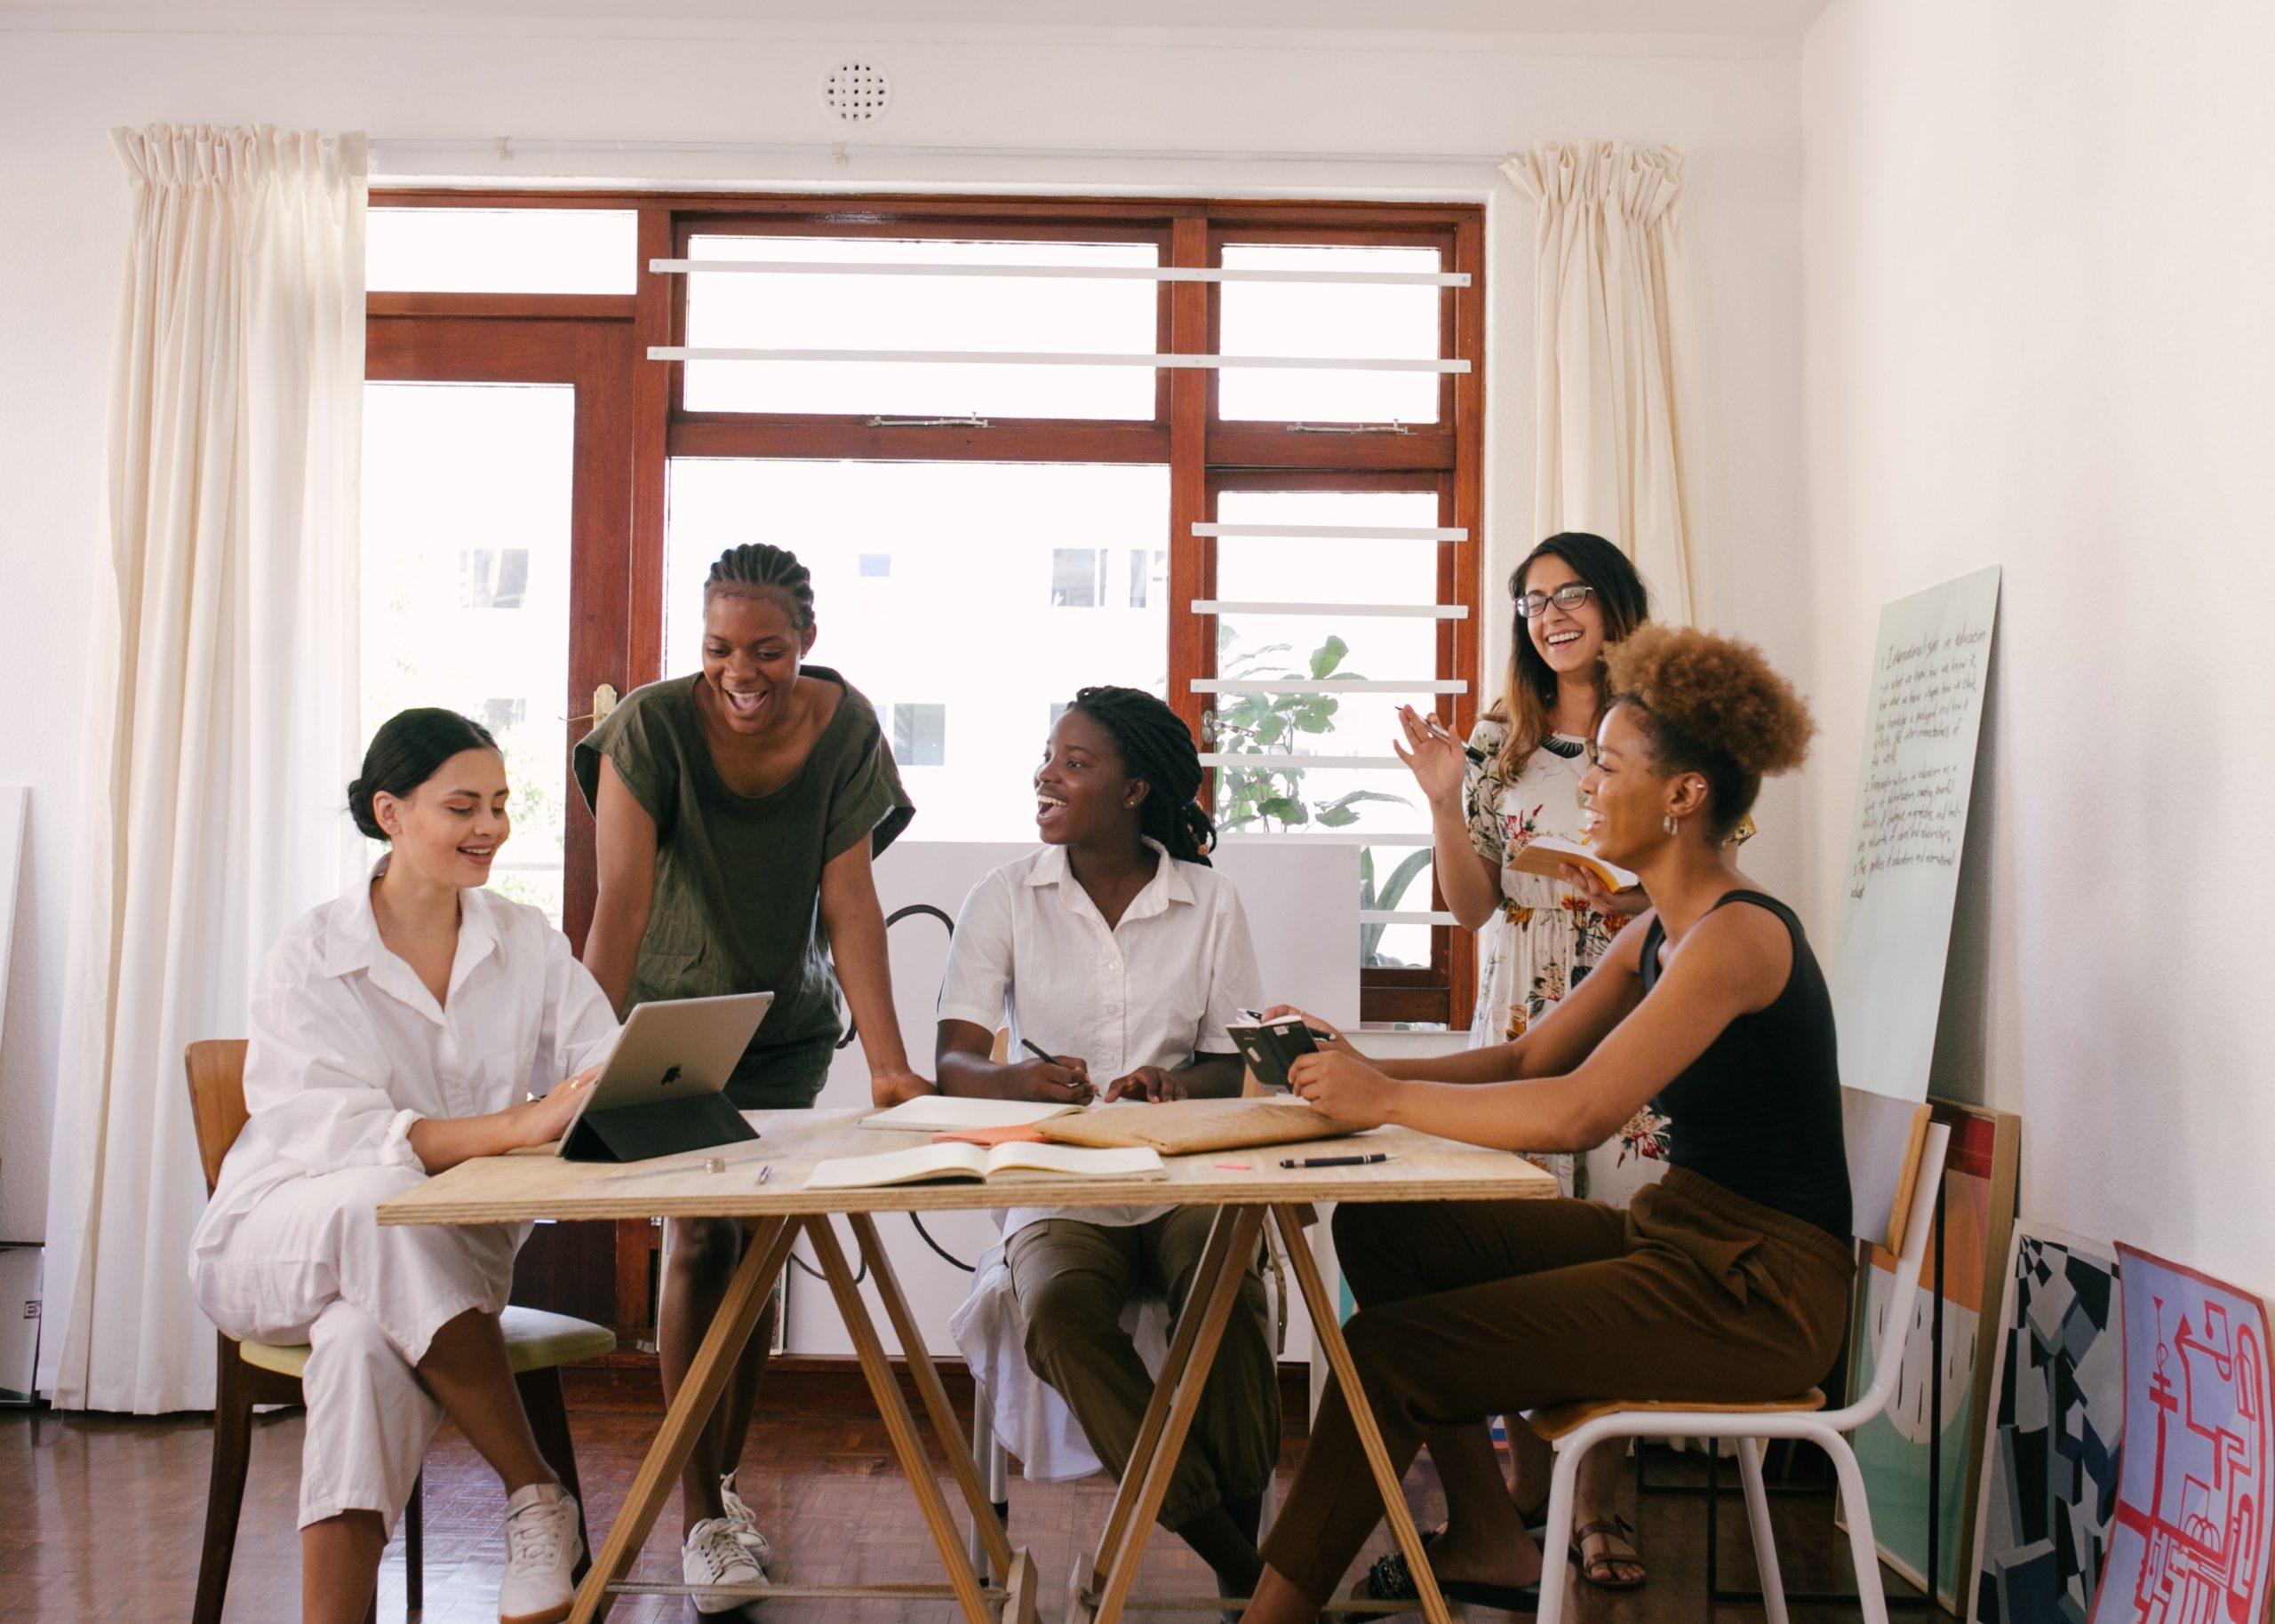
[0,1382,1932,1621]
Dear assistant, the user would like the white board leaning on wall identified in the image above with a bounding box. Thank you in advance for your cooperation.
[1828,566,2002,1102]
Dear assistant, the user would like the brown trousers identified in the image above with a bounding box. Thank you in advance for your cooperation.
[1258,1169,1855,1602]
[1007,1208,1280,1530]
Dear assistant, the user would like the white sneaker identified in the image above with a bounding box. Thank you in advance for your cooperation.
[682,1517,768,1614]
[499,1482,582,1624]
[719,1472,773,1569]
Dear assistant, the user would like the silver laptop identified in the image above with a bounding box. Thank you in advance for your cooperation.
[555,991,773,1160]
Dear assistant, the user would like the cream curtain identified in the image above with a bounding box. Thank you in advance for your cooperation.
[1503,141,1702,624]
[40,125,367,1413]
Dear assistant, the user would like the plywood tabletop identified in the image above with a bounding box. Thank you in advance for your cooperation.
[377,1107,1556,1225]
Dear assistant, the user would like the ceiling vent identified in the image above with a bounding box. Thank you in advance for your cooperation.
[822,61,891,125]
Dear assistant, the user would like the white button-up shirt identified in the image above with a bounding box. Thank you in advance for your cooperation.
[191,864,619,1261]
[935,839,1261,1239]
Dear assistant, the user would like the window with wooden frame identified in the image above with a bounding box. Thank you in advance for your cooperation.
[363,192,1484,1031]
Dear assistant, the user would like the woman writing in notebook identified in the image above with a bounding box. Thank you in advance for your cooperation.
[1242,627,1850,1622]
[190,710,613,1624]
[577,543,923,1612]
[934,686,1278,1604]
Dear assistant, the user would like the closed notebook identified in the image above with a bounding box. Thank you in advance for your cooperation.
[1509,833,1640,893]
[1039,1097,1359,1156]
[803,1141,1167,1190]
[860,1096,1080,1134]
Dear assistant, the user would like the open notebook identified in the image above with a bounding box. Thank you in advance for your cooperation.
[803,1141,1167,1190]
[1510,833,1640,893]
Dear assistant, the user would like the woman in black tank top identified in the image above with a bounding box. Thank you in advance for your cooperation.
[1241,626,1854,1624]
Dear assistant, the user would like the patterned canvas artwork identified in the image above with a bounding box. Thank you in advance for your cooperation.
[1847,1103,2020,1608]
[2087,1246,2272,1624]
[1966,1227,2124,1624]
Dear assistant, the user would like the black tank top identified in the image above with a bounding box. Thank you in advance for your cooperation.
[1638,890,1851,1240]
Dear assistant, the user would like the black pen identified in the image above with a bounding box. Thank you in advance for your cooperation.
[1280,1152,1392,1169]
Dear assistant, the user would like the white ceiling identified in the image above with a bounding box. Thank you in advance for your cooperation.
[2,0,1831,37]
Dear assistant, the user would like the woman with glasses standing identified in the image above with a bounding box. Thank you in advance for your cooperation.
[1397,534,1654,1087]
[1389,530,1655,1592]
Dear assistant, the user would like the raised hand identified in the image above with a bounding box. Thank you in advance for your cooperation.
[1392,704,1472,808]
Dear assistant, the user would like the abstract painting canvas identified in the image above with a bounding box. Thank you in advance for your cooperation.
[2087,1246,2272,1624]
[1847,1101,2020,1608]
[1966,1226,2123,1624]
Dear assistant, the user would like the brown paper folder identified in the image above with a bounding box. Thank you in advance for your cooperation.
[1038,1098,1361,1156]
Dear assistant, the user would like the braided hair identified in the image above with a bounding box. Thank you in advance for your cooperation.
[704,543,815,629]
[1065,685,1216,866]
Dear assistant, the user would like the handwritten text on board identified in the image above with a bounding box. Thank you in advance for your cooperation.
[1849,625,1992,899]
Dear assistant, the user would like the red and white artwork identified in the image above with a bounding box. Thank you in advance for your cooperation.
[2089,1245,2272,1624]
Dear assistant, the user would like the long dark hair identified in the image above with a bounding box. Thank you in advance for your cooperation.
[347,709,499,842]
[1064,686,1215,866]
[1494,532,1651,779]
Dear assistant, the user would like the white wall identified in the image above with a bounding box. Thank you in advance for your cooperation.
[0,20,1808,1246]
[1800,2,2275,1287]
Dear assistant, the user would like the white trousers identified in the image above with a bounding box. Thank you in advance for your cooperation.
[192,1164,523,1532]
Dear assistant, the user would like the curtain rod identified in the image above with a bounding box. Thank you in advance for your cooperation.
[368,136,1510,170]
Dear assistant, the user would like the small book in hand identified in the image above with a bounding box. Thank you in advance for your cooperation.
[802,1141,1166,1190]
[1226,1015,1321,1094]
[1510,834,1640,893]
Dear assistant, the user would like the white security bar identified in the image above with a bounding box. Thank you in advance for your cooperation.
[1193,679,1465,695]
[1360,911,1460,927]
[651,346,1468,373]
[1191,600,1468,619]
[1216,831,1409,846]
[1193,522,1468,541]
[1200,753,1407,770]
[653,258,1469,288]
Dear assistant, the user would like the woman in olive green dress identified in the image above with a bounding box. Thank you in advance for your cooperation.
[577,542,929,1612]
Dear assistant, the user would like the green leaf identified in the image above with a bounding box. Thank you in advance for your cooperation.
[1317,788,1410,813]
[1256,713,1288,745]
[1373,847,1434,912]
[1309,635,1350,679]
[1260,796,1307,827]
[1316,805,1360,827]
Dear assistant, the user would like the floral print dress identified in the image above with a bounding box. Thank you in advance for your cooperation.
[1462,716,1666,1194]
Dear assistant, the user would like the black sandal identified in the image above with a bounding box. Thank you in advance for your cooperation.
[1570,1515,1646,1591]
[1361,1550,1542,1613]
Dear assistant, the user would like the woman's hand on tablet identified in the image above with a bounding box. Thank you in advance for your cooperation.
[524,1065,601,1145]
[1286,1050,1397,1127]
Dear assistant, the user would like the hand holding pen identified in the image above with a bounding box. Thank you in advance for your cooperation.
[1018,1037,1096,1104]
[1391,704,1481,808]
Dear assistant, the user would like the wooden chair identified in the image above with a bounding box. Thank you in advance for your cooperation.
[1523,1089,1952,1624]
[186,1039,617,1624]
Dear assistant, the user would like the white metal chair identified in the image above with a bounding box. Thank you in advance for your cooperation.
[1524,1090,1949,1624]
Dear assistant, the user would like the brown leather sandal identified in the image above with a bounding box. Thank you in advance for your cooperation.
[1571,1515,1646,1591]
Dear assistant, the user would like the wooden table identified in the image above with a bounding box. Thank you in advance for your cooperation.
[379,1107,1555,1624]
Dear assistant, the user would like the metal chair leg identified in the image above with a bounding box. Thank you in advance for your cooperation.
[1736,1437,1790,1624]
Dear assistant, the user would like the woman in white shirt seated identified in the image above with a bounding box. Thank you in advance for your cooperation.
[936,686,1273,1602]
[189,709,618,1624]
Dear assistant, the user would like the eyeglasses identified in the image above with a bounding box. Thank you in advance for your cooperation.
[1515,583,1596,618]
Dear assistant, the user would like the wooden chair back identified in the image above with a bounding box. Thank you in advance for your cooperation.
[184,1040,251,1198]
